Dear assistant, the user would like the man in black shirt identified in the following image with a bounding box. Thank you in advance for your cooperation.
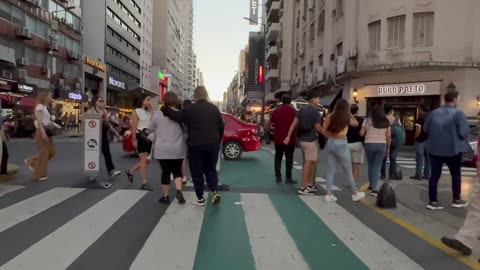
[346,104,364,185]
[411,105,431,180]
[162,86,224,206]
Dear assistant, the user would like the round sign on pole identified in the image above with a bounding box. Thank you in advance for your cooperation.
[88,120,97,128]
[88,162,96,169]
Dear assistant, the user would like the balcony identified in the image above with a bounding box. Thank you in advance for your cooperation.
[266,46,278,62]
[267,0,280,23]
[266,22,280,42]
[266,68,279,81]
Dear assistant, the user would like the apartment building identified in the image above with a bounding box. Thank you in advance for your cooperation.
[290,0,480,145]
[0,0,84,120]
[177,0,194,100]
[152,0,185,100]
[140,0,153,92]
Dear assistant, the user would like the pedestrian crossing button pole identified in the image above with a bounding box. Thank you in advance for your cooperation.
[84,114,111,189]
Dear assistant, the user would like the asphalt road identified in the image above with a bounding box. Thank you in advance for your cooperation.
[0,138,476,270]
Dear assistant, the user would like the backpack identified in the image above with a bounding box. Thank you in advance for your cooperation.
[391,119,405,146]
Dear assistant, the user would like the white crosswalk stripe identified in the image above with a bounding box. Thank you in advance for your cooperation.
[0,184,24,197]
[1,189,146,270]
[0,187,84,233]
[393,156,477,176]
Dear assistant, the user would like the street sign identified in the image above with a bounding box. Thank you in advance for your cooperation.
[84,114,101,177]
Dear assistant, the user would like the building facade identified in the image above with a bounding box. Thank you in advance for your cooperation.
[152,0,185,101]
[288,0,480,145]
[0,0,84,126]
[177,0,194,100]
[140,0,153,93]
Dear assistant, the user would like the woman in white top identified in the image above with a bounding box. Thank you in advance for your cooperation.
[25,91,56,181]
[360,105,391,196]
[126,95,154,191]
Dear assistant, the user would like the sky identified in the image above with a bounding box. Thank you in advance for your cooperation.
[193,0,261,101]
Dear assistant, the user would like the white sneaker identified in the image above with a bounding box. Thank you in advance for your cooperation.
[38,177,48,181]
[325,194,338,202]
[109,170,121,178]
[352,192,365,202]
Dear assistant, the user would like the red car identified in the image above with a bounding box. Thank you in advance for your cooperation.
[123,113,261,160]
[222,113,261,160]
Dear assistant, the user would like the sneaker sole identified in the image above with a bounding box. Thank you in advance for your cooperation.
[426,205,444,210]
[192,201,206,206]
[298,192,315,196]
[452,204,468,208]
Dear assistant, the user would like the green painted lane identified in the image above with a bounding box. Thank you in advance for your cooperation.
[220,150,301,189]
[193,193,256,270]
[269,194,369,270]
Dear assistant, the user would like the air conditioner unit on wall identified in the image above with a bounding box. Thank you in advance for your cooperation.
[16,27,32,39]
[348,49,358,59]
[299,48,304,57]
[336,56,346,75]
[17,57,29,66]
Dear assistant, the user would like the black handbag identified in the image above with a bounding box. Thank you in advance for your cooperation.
[44,124,57,137]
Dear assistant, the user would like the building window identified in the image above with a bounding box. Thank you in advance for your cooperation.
[336,0,343,17]
[318,54,324,66]
[309,22,315,42]
[413,12,434,47]
[317,10,325,36]
[336,42,343,56]
[387,15,406,48]
[368,20,381,51]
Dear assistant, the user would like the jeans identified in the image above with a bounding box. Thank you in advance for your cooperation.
[365,143,387,190]
[381,144,398,178]
[415,141,430,178]
[429,154,462,202]
[1,140,8,174]
[189,143,220,200]
[274,144,295,179]
[324,139,357,193]
[102,131,115,172]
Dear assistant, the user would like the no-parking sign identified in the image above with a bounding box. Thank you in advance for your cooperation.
[84,114,101,176]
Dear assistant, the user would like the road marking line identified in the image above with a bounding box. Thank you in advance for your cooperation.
[242,194,310,270]
[0,188,84,233]
[1,190,147,270]
[301,196,423,270]
[294,165,302,170]
[320,184,341,191]
[0,184,24,197]
[358,183,480,270]
[130,192,206,270]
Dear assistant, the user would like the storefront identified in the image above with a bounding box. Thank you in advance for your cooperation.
[84,56,107,102]
[52,90,88,127]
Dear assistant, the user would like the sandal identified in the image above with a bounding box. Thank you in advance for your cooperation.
[125,170,133,183]
[140,183,154,191]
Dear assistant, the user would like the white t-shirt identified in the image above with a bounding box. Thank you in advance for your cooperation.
[35,104,51,126]
[135,108,152,131]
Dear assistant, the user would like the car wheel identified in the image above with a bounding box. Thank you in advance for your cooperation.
[223,141,243,160]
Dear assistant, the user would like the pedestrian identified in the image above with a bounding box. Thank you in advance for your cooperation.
[24,91,56,181]
[120,115,131,136]
[125,95,154,191]
[88,96,121,179]
[150,92,186,204]
[271,94,297,184]
[162,86,223,206]
[0,101,8,175]
[347,104,364,185]
[410,105,431,180]
[441,126,479,257]
[381,105,402,180]
[424,90,470,210]
[360,105,391,196]
[320,99,366,202]
[284,91,322,195]
[181,99,193,184]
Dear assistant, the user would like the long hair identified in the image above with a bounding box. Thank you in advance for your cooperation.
[36,91,51,106]
[90,95,102,111]
[371,105,390,129]
[327,99,351,134]
[136,95,153,112]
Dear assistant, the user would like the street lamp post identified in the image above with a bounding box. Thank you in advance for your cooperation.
[243,14,267,127]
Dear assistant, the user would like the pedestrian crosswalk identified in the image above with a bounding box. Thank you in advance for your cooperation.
[394,157,478,177]
[0,184,426,269]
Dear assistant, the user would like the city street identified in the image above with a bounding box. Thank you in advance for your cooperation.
[0,138,477,270]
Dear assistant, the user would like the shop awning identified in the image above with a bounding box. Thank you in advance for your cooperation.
[19,97,36,108]
[320,90,342,107]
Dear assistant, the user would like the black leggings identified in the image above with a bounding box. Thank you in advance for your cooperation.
[159,159,183,185]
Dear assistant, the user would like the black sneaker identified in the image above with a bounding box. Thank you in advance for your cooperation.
[298,187,315,196]
[410,175,422,180]
[307,184,318,192]
[371,190,378,197]
[158,196,170,204]
[193,198,206,206]
[285,179,297,184]
[426,201,444,210]
[452,199,468,208]
[441,237,472,256]
[275,177,282,183]
[212,192,221,205]
[176,190,186,204]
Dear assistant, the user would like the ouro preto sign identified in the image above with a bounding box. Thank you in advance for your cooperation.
[108,77,126,90]
[362,81,441,98]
